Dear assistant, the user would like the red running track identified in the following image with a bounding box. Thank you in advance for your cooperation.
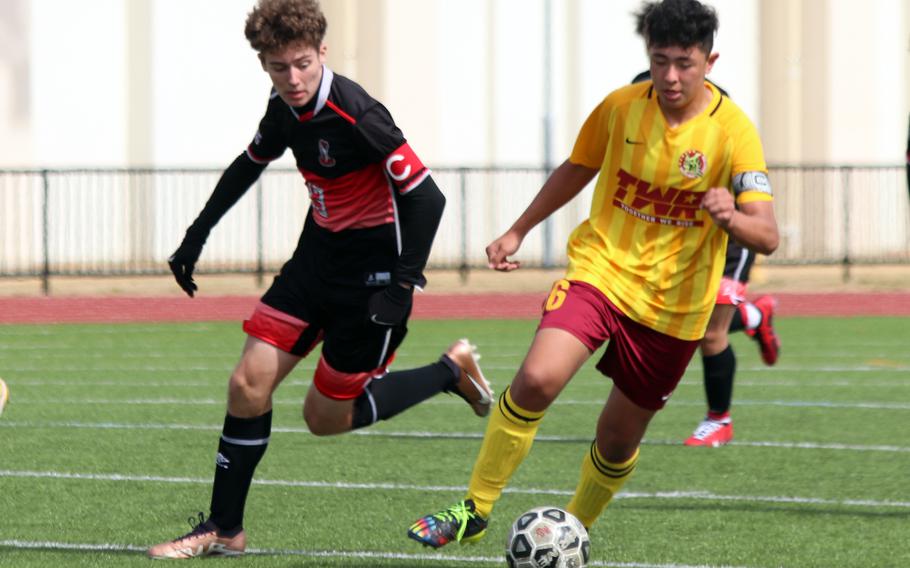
[0,292,908,324]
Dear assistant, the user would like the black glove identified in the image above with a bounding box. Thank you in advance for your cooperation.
[168,234,205,297]
[368,284,414,326]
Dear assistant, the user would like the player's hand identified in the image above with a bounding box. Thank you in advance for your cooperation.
[168,236,204,297]
[701,187,736,230]
[486,230,523,271]
[368,283,414,326]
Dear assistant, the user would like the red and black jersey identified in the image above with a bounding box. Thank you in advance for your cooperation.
[246,67,429,233]
[235,67,437,294]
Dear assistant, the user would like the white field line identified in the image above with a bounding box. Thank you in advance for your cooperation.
[8,397,910,410]
[0,540,760,568]
[1,336,908,349]
[7,377,910,388]
[2,420,908,454]
[2,366,908,378]
[0,326,222,336]
[0,365,238,372]
[1,318,903,346]
[1,345,908,366]
[2,469,909,510]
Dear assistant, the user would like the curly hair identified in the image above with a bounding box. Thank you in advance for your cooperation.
[635,0,718,54]
[244,0,327,53]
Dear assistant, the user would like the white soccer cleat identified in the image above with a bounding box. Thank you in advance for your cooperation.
[147,513,246,559]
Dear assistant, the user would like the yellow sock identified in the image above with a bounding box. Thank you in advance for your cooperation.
[466,387,545,518]
[566,442,639,528]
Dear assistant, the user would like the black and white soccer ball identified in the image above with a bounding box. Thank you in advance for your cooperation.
[505,506,590,568]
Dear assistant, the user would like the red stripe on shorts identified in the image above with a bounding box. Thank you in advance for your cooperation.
[242,302,315,355]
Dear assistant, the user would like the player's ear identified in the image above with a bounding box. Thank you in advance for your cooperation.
[706,51,719,73]
[258,52,267,71]
[318,42,328,61]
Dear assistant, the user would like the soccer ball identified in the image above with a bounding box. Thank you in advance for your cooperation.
[505,506,590,568]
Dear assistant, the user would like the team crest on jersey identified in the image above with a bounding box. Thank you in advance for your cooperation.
[678,150,707,179]
[318,139,336,167]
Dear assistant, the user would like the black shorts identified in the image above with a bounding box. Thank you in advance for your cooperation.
[723,240,756,284]
[248,257,409,374]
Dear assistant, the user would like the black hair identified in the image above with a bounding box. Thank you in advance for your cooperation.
[635,0,718,54]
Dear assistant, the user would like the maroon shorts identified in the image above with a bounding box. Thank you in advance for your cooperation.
[538,280,699,410]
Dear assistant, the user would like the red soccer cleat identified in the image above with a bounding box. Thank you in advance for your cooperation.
[747,295,781,366]
[684,418,734,447]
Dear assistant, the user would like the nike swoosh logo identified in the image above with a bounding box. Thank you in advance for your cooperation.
[625,137,645,145]
[370,315,393,326]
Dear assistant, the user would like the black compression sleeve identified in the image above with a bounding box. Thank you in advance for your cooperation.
[185,154,267,242]
[393,176,446,288]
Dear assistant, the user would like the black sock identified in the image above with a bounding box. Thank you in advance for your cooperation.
[729,307,745,332]
[209,411,272,533]
[351,360,456,428]
[703,345,735,416]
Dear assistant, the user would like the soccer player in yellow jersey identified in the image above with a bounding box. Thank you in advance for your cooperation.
[408,0,779,549]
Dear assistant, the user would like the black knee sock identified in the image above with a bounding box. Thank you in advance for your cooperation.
[351,359,457,429]
[703,345,735,416]
[209,411,272,533]
[729,307,745,332]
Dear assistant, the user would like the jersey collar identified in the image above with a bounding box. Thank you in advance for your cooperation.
[287,65,335,122]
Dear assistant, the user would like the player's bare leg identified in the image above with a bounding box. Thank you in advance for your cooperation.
[509,328,592,411]
[303,386,356,435]
[229,337,302,417]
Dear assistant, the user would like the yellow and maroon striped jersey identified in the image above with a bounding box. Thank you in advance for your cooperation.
[566,80,771,340]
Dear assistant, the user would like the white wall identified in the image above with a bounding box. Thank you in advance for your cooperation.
[828,0,906,164]
[29,0,128,166]
[6,0,908,169]
[151,0,270,167]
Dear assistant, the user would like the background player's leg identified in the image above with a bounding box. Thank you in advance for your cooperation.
[729,303,746,332]
[746,295,781,366]
[701,304,737,415]
[686,304,736,446]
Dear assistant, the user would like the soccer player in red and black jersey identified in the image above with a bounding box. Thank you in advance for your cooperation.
[148,0,493,559]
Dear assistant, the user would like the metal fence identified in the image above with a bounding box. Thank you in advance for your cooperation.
[1,165,908,291]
